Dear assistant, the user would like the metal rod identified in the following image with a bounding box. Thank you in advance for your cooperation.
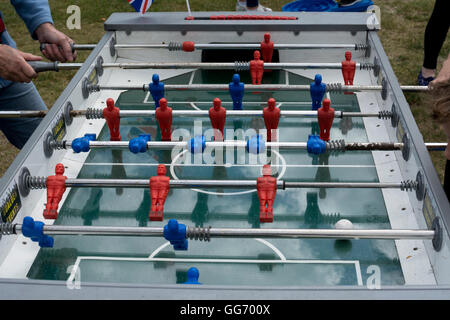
[0,111,50,118]
[63,179,282,189]
[91,83,428,92]
[70,43,366,51]
[28,176,414,191]
[12,224,434,240]
[61,140,405,152]
[198,228,435,240]
[53,63,83,70]
[284,181,405,189]
[114,110,350,118]
[100,62,365,70]
[53,137,444,154]
[138,101,353,107]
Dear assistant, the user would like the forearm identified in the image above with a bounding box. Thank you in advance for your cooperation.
[10,0,54,39]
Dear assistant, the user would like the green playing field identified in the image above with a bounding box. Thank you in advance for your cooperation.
[27,70,404,286]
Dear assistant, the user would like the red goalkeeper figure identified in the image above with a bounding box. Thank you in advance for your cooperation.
[149,164,170,221]
[103,98,121,141]
[257,164,277,223]
[43,163,67,220]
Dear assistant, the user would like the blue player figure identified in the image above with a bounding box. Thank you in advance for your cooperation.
[184,267,201,284]
[310,74,326,111]
[229,74,245,110]
[149,74,165,109]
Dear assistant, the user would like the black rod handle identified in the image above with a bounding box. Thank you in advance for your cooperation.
[28,61,59,73]
[40,42,76,53]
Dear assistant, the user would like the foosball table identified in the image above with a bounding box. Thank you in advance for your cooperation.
[1,11,450,299]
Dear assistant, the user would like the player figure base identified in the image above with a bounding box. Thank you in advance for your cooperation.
[259,212,273,223]
[149,211,164,221]
[43,209,58,220]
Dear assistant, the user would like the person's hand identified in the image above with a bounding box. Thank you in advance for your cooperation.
[431,54,450,87]
[0,45,42,83]
[35,23,77,62]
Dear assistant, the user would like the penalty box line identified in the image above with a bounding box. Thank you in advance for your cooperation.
[67,240,363,286]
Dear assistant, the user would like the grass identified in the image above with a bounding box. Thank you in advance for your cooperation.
[0,0,449,180]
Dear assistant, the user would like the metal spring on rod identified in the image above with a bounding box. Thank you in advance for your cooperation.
[91,85,101,93]
[50,140,66,150]
[355,43,369,51]
[326,139,346,152]
[186,226,211,242]
[168,42,182,51]
[400,180,417,192]
[378,110,393,119]
[326,83,343,93]
[85,108,104,120]
[359,63,374,70]
[234,61,249,71]
[25,176,47,190]
[0,222,15,235]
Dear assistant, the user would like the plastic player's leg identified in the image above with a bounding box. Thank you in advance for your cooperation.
[149,204,163,221]
[43,198,58,219]
[259,197,267,216]
[150,191,164,221]
[260,200,273,223]
[43,188,57,219]
[149,192,159,220]
[162,128,171,141]
[344,70,353,94]
[149,203,164,221]
[257,70,263,85]
[251,70,257,85]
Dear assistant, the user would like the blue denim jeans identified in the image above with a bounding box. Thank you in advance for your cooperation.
[0,81,47,149]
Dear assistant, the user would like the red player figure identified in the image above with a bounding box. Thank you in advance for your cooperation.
[43,163,67,220]
[260,33,274,63]
[263,98,280,142]
[317,98,335,141]
[257,164,277,223]
[341,51,356,94]
[149,164,170,221]
[155,98,173,141]
[103,98,121,141]
[209,98,226,141]
[250,50,264,85]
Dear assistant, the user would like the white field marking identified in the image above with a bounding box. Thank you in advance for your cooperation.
[189,102,201,110]
[169,149,287,196]
[188,70,196,85]
[148,239,286,261]
[254,239,287,261]
[81,162,376,168]
[143,91,151,104]
[149,242,171,259]
[68,255,363,286]
[70,237,292,282]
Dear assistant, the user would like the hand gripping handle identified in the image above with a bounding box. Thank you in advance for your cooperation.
[27,61,59,73]
[40,42,75,53]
